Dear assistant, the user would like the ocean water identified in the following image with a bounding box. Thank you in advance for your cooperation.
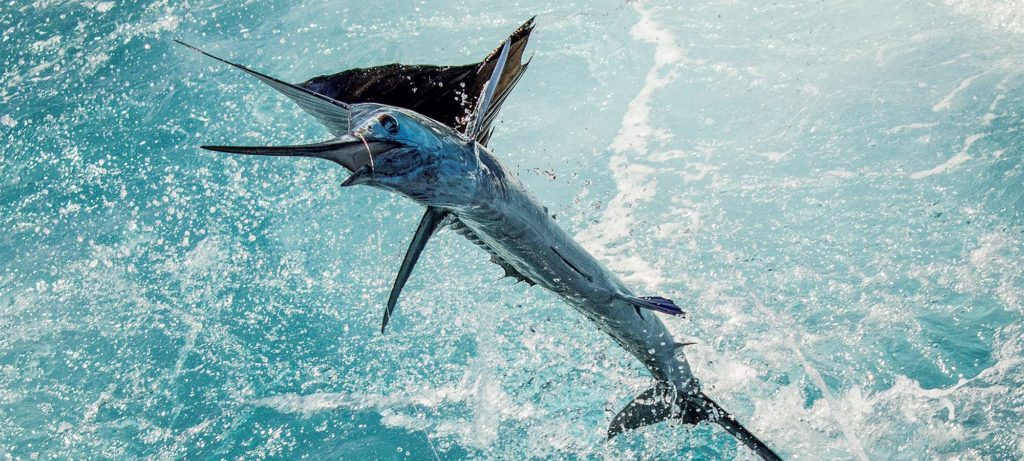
[2,0,1023,459]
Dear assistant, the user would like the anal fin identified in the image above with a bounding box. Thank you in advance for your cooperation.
[382,207,448,333]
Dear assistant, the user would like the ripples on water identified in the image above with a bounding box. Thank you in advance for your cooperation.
[1,0,1022,459]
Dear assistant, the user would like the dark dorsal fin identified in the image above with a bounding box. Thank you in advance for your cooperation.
[383,207,449,333]
[299,18,535,145]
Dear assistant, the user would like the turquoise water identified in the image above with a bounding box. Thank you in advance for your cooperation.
[2,0,1023,459]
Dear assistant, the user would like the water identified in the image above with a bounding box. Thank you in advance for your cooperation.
[2,0,1022,459]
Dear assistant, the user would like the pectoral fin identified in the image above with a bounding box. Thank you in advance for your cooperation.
[382,207,449,333]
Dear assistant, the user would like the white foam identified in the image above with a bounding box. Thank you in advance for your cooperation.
[909,133,985,179]
[254,392,370,415]
[825,169,857,178]
[84,52,110,73]
[576,2,691,291]
[932,73,984,111]
[945,0,1024,33]
[983,74,1012,125]
[970,232,1007,268]
[749,295,871,461]
[253,365,535,449]
[29,35,62,52]
[909,152,972,179]
[755,151,789,162]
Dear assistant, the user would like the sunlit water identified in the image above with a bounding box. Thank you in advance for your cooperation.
[2,0,1023,459]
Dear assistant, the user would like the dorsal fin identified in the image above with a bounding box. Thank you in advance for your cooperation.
[467,39,511,139]
[382,207,448,333]
[174,40,352,136]
[471,47,531,144]
[298,17,535,145]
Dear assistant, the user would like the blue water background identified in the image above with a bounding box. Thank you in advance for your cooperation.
[2,0,1023,459]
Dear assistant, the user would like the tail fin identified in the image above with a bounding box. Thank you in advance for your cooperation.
[608,385,781,461]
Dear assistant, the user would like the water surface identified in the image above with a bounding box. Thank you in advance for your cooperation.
[1,0,1022,459]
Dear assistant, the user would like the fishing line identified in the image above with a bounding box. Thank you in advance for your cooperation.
[422,429,441,461]
[355,131,376,172]
[353,130,387,297]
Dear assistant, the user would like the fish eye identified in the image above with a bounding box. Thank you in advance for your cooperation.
[378,114,400,135]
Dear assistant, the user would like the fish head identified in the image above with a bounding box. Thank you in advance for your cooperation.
[339,105,479,207]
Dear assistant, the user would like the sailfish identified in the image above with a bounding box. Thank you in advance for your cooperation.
[176,18,782,460]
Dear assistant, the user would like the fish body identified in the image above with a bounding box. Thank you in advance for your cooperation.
[176,18,781,460]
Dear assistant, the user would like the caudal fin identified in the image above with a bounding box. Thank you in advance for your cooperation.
[608,385,781,461]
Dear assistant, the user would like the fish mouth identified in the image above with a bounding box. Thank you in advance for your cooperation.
[200,133,401,173]
[326,133,403,173]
